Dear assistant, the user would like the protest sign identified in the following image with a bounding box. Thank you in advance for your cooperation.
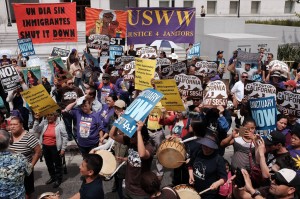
[174,73,202,98]
[203,80,228,108]
[237,50,260,64]
[21,84,59,116]
[87,34,110,49]
[51,47,70,58]
[195,61,218,77]
[13,3,77,43]
[99,56,109,73]
[161,61,187,79]
[187,43,200,60]
[85,8,127,45]
[17,38,35,57]
[154,79,185,111]
[127,8,195,44]
[244,80,276,99]
[135,58,156,90]
[136,46,157,59]
[115,56,135,64]
[249,96,277,137]
[113,88,163,137]
[27,57,54,85]
[0,65,21,92]
[21,66,41,87]
[48,57,72,84]
[84,51,99,68]
[156,58,171,68]
[109,45,123,65]
[277,89,300,117]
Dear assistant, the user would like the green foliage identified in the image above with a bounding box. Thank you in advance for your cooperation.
[278,44,300,61]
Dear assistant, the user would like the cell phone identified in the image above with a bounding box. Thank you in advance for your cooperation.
[237,127,248,137]
[234,168,245,188]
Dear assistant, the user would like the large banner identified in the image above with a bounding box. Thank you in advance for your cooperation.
[277,89,300,117]
[21,84,59,116]
[249,96,277,137]
[127,8,196,44]
[0,65,21,92]
[203,80,228,108]
[174,73,202,98]
[13,3,77,43]
[135,58,156,90]
[244,80,276,99]
[154,79,185,111]
[113,88,163,137]
[187,43,200,59]
[17,38,35,57]
[85,8,127,48]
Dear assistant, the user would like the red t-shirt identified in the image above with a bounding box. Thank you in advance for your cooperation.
[43,123,56,146]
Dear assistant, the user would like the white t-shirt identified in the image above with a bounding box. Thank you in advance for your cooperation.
[231,81,244,102]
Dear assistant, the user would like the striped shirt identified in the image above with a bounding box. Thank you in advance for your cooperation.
[231,137,255,171]
[9,132,39,163]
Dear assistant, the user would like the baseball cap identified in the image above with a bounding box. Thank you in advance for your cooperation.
[196,132,218,149]
[114,100,126,109]
[217,50,224,55]
[272,169,300,190]
[102,73,110,78]
[264,130,286,146]
[271,71,281,77]
[284,80,297,88]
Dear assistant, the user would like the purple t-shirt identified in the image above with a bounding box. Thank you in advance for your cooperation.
[70,108,101,147]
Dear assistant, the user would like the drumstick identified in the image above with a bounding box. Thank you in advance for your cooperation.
[181,136,197,143]
[105,161,126,180]
[108,140,115,152]
[199,187,211,195]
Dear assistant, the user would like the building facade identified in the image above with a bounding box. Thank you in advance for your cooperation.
[1,0,300,25]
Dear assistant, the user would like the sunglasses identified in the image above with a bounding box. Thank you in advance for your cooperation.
[271,174,289,186]
[67,82,74,85]
[102,77,109,80]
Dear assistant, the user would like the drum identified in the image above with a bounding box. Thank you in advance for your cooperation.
[174,184,201,199]
[95,150,117,178]
[157,139,186,168]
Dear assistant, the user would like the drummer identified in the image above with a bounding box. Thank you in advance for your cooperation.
[140,171,179,199]
[188,130,227,199]
[109,120,155,199]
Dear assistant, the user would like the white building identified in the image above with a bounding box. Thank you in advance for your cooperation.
[1,0,300,24]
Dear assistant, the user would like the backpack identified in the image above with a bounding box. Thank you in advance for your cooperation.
[98,82,114,90]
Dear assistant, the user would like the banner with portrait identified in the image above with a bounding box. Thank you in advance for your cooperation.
[48,57,72,84]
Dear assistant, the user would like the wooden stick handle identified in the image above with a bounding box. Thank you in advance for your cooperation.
[199,187,211,195]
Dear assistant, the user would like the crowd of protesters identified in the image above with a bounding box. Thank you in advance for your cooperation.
[0,45,300,199]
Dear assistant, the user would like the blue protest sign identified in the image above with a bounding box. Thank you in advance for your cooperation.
[249,96,277,138]
[113,88,164,137]
[83,51,99,68]
[187,43,200,60]
[109,45,123,65]
[17,38,35,57]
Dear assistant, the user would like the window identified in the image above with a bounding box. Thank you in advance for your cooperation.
[284,1,294,13]
[251,1,260,14]
[159,0,170,7]
[184,1,194,7]
[230,1,238,14]
[110,0,138,10]
[207,1,216,14]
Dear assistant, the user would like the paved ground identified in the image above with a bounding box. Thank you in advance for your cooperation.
[33,121,236,199]
[32,143,234,199]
